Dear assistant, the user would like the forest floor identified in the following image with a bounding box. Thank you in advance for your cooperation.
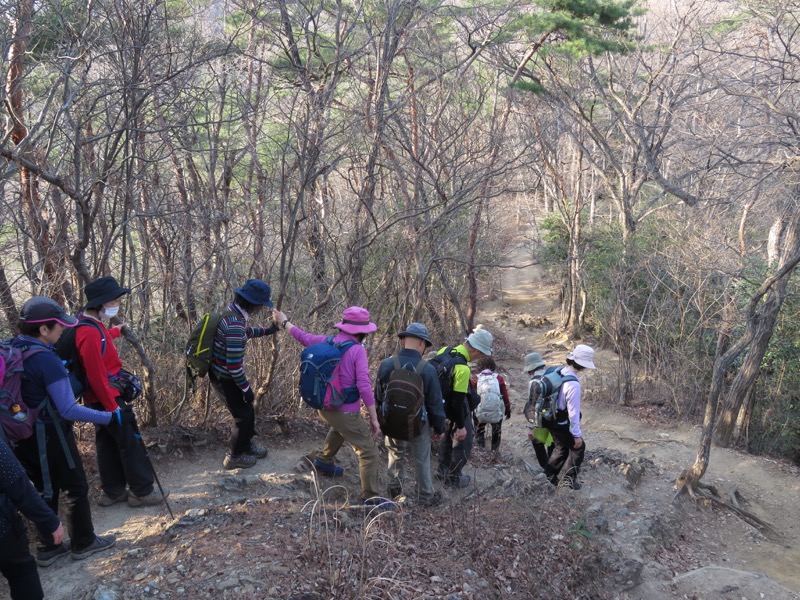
[7,232,800,599]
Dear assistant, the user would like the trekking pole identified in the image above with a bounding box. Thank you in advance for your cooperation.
[129,414,175,520]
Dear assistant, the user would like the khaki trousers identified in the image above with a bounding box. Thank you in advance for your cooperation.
[317,410,381,499]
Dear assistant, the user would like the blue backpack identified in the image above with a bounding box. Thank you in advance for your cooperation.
[299,337,358,410]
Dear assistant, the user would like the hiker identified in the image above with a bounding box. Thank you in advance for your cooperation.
[0,437,63,599]
[472,356,511,452]
[273,306,387,507]
[433,327,494,488]
[523,352,553,469]
[543,344,596,490]
[375,323,447,508]
[11,297,117,566]
[209,279,279,469]
[75,276,167,506]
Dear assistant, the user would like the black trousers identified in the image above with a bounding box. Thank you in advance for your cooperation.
[209,371,256,456]
[437,417,474,477]
[0,526,43,600]
[475,420,503,450]
[531,439,553,469]
[89,401,154,498]
[13,421,96,551]
[544,422,585,482]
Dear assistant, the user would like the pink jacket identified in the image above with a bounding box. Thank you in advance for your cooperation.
[289,326,375,411]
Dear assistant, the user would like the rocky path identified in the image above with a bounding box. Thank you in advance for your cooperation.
[5,234,800,599]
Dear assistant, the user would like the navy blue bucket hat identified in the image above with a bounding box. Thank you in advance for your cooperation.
[235,279,274,307]
[84,276,131,309]
[398,322,433,347]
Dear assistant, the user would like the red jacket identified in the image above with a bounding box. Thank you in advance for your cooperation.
[75,317,123,411]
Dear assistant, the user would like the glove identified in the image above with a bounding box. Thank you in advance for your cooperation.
[505,410,512,420]
[243,388,255,404]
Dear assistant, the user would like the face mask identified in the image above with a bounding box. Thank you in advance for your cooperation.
[100,305,120,319]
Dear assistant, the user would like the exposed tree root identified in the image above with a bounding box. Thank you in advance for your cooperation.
[597,428,684,445]
[673,477,782,542]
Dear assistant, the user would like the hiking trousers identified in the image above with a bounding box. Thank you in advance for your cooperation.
[316,409,381,499]
[14,421,96,551]
[544,422,585,483]
[475,420,503,451]
[209,371,256,456]
[386,423,435,502]
[437,417,474,477]
[89,401,154,498]
[0,527,43,600]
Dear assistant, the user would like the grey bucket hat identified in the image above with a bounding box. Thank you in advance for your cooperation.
[523,352,545,373]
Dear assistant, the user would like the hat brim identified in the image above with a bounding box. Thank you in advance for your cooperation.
[24,314,78,327]
[85,288,131,309]
[234,287,274,307]
[466,338,492,356]
[574,358,596,369]
[523,362,545,373]
[398,332,432,347]
[335,321,377,335]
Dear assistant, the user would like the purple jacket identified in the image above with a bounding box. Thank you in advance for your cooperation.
[289,326,375,411]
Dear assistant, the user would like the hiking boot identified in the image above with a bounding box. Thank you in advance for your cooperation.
[312,457,344,477]
[444,474,471,488]
[562,477,582,491]
[223,453,257,470]
[475,436,486,449]
[418,491,447,508]
[36,541,71,567]
[97,490,128,507]
[362,497,398,512]
[71,534,116,560]
[387,485,403,499]
[128,488,170,507]
[434,469,449,482]
[246,441,268,459]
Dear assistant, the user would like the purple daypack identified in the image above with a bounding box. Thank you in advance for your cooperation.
[0,342,48,443]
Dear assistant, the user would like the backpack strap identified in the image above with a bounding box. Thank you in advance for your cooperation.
[333,339,357,353]
[81,318,106,356]
[17,344,76,500]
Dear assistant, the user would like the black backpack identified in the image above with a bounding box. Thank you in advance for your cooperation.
[378,355,428,441]
[428,347,479,412]
[54,317,106,398]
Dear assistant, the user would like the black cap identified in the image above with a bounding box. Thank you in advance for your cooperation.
[19,297,78,327]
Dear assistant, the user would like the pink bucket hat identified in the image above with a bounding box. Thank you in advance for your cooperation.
[334,306,377,335]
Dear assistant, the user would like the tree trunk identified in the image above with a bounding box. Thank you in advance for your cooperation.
[716,208,800,447]
[677,210,800,492]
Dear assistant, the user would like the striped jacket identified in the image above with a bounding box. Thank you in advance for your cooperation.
[210,303,279,391]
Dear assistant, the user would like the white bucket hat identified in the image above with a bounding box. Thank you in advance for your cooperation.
[467,328,493,356]
[567,344,596,369]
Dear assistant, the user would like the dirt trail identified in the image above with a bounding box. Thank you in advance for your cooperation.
[484,237,800,598]
[6,233,800,599]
